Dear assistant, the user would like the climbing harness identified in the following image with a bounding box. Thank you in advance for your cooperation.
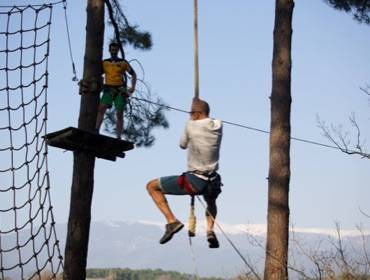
[178,173,198,196]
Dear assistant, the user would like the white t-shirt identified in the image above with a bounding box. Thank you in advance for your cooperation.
[180,118,222,176]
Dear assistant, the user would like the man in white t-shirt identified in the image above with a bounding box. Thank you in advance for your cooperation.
[146,98,223,248]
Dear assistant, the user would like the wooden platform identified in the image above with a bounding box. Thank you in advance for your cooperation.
[44,127,134,161]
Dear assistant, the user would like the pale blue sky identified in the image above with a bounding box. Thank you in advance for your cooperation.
[3,0,370,231]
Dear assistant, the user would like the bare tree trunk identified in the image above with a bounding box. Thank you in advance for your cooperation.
[264,1,294,280]
[63,1,104,279]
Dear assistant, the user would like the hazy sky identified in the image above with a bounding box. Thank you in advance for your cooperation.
[3,0,370,232]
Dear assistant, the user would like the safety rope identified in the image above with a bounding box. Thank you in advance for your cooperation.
[62,0,78,81]
[195,196,261,280]
[187,197,199,279]
[0,4,63,279]
[188,236,200,280]
[131,96,361,154]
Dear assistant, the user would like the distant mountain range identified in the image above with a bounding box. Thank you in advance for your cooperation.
[2,220,369,279]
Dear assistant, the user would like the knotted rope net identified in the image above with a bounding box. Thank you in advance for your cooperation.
[0,4,63,279]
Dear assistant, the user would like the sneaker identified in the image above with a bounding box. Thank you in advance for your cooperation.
[159,220,184,244]
[207,231,219,248]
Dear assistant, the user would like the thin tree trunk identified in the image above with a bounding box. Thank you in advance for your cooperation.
[63,0,104,279]
[264,1,294,280]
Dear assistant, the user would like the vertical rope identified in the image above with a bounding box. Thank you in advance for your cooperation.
[194,0,199,99]
[43,5,64,277]
[188,236,200,280]
[189,2,200,278]
[195,196,262,280]
[4,6,24,279]
[188,196,196,237]
[188,196,199,280]
[62,0,78,81]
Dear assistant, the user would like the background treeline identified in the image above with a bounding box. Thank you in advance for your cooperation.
[86,268,224,280]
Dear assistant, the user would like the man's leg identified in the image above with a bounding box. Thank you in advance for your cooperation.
[146,179,176,224]
[205,198,219,248]
[116,110,123,139]
[95,103,108,132]
[146,178,184,244]
[205,198,217,232]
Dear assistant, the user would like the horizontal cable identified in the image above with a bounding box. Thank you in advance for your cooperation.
[132,97,352,152]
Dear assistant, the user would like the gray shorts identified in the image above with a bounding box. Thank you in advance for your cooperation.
[159,172,222,200]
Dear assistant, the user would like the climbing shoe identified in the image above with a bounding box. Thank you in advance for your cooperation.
[207,231,219,248]
[159,220,184,244]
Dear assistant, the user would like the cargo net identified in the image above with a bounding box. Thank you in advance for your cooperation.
[0,3,63,280]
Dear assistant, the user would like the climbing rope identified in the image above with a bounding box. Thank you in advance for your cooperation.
[187,1,201,277]
[188,197,199,279]
[188,236,200,280]
[62,0,78,81]
[131,96,359,153]
[0,3,64,279]
[195,196,261,280]
[194,0,200,99]
[188,196,197,237]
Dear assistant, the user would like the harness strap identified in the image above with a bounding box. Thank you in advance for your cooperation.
[104,85,129,99]
[192,170,218,181]
[178,174,198,196]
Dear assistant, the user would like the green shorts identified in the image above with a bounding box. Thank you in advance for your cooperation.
[100,86,128,111]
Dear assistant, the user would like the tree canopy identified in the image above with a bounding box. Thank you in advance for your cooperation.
[324,0,370,24]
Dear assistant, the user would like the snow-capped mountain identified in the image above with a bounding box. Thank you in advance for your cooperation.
[2,220,369,279]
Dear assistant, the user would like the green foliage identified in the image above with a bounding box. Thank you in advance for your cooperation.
[324,0,370,24]
[86,268,224,280]
[119,25,152,50]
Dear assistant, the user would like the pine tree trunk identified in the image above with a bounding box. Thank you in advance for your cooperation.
[63,1,104,279]
[264,1,294,280]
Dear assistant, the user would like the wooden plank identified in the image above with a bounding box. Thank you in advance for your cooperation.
[44,127,134,161]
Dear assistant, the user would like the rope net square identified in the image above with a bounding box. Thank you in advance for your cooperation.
[0,4,63,280]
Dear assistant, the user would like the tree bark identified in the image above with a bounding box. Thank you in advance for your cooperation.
[63,1,104,279]
[264,1,294,280]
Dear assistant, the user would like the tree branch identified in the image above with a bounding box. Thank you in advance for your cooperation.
[317,116,370,159]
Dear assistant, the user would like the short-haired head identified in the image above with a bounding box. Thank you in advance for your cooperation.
[109,42,120,49]
[191,98,210,116]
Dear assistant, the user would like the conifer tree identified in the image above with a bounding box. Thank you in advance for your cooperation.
[324,0,370,23]
[264,1,294,279]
